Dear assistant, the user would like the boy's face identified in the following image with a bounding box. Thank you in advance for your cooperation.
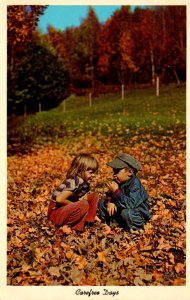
[113,167,133,183]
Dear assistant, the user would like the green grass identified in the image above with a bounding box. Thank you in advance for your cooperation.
[8,83,186,154]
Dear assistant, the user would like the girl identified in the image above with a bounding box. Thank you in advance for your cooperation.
[48,153,99,231]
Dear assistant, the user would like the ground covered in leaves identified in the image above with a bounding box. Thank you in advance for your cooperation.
[7,128,186,286]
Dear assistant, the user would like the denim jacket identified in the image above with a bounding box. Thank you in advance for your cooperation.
[111,175,151,220]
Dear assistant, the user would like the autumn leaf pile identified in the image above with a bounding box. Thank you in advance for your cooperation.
[7,129,186,286]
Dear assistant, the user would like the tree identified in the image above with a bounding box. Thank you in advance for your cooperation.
[7,5,48,114]
[97,18,113,84]
[46,26,67,58]
[8,5,47,67]
[77,6,101,92]
[63,27,79,89]
[98,6,137,91]
[132,6,186,85]
[160,6,186,83]
[132,8,156,84]
[8,33,69,115]
[46,26,79,90]
[45,6,101,94]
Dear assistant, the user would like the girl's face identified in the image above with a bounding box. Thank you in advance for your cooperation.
[83,169,94,182]
[113,168,133,183]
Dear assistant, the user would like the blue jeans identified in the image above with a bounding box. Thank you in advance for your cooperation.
[97,199,145,230]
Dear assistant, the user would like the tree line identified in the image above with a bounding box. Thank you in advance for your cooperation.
[7,5,186,115]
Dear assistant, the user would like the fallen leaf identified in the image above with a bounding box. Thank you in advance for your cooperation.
[70,267,84,284]
[48,266,61,277]
[173,278,186,285]
[76,256,87,270]
[134,276,144,286]
[174,263,185,273]
[97,251,108,263]
[61,225,72,234]
[153,271,164,282]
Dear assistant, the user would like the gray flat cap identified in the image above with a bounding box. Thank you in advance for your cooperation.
[107,153,141,171]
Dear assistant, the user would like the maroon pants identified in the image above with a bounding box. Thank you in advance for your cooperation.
[48,193,98,231]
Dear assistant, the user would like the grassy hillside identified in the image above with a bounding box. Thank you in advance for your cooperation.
[8,83,186,154]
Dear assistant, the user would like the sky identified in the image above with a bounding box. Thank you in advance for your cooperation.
[38,5,122,33]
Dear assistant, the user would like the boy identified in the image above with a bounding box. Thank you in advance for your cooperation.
[98,153,151,231]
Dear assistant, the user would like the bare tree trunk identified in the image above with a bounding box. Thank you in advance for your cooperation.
[173,69,180,85]
[150,43,155,85]
[156,76,159,96]
[24,104,27,117]
[121,84,124,100]
[89,92,92,107]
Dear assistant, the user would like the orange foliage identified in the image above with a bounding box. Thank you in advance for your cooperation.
[7,130,186,285]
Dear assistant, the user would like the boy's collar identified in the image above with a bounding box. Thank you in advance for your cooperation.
[119,174,136,187]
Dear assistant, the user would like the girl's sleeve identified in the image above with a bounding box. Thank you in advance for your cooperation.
[61,177,82,192]
[52,177,81,199]
[111,182,148,209]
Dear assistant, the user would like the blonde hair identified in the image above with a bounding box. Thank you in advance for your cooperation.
[66,153,98,179]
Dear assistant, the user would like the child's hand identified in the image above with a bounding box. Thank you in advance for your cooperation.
[80,195,88,201]
[95,215,101,223]
[107,181,119,192]
[107,203,117,216]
